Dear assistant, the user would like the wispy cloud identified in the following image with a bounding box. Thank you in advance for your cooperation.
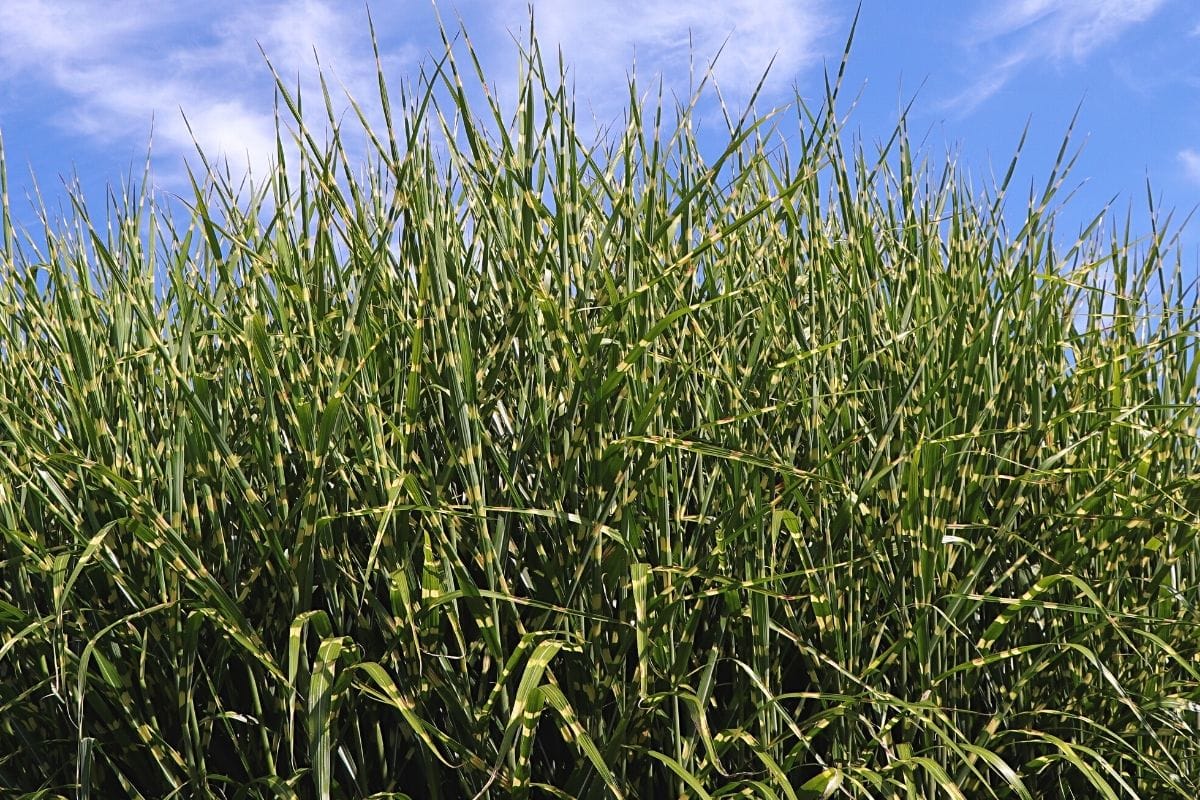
[1,0,1188,209]
[0,0,832,191]
[973,0,1166,61]
[1180,149,1200,185]
[0,0,416,188]
[489,0,834,122]
[0,1,154,73]
[948,0,1168,115]
[938,51,1026,115]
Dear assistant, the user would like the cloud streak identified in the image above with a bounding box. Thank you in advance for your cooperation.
[1180,149,1200,185]
[0,0,834,192]
[972,0,1166,61]
[0,0,414,189]
[490,0,834,122]
[948,0,1168,115]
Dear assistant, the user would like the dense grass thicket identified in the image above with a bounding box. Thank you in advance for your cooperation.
[3,17,1200,799]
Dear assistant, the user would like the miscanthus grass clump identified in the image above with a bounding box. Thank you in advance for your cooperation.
[3,17,1200,800]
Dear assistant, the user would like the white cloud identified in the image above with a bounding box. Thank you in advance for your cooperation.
[949,0,1167,116]
[938,51,1026,115]
[973,0,1166,60]
[1180,149,1200,185]
[0,0,416,190]
[0,0,830,197]
[0,1,154,72]
[490,0,833,123]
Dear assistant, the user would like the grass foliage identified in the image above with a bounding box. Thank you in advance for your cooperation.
[3,14,1200,799]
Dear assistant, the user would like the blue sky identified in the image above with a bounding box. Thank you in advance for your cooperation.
[0,0,1198,258]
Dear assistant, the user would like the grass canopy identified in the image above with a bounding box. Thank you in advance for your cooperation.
[2,12,1200,800]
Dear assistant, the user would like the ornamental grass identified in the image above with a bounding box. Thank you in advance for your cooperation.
[2,14,1200,800]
